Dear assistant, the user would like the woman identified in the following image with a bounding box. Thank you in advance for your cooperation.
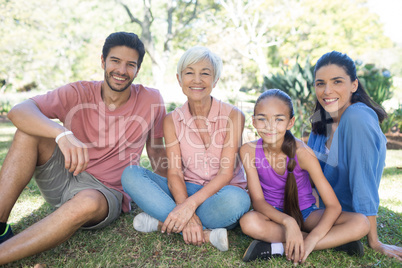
[121,46,250,251]
[308,51,402,261]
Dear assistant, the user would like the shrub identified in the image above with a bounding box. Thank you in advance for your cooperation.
[356,62,393,106]
[261,58,315,138]
[259,59,395,135]
[0,100,12,115]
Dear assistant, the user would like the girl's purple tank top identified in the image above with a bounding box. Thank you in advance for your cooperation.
[255,138,316,210]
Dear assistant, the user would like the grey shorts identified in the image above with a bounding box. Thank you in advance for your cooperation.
[34,145,123,230]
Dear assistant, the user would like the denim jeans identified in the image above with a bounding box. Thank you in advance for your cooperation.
[275,204,319,221]
[122,165,251,229]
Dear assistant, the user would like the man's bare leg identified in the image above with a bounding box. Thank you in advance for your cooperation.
[0,130,54,222]
[0,130,109,265]
[0,189,108,265]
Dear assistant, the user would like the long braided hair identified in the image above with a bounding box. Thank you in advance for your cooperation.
[254,89,304,228]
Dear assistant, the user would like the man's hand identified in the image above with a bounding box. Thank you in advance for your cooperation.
[57,134,89,176]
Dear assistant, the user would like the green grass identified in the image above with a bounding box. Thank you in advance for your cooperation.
[1,122,401,267]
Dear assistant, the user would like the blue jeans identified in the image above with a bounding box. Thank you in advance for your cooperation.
[121,165,251,229]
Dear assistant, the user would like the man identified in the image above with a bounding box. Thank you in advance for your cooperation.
[0,32,167,265]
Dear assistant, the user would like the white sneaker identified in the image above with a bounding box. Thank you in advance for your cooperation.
[209,228,229,251]
[133,212,159,233]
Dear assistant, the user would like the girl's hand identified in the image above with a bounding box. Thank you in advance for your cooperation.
[284,218,305,265]
[301,235,319,263]
[161,200,196,234]
[182,215,204,246]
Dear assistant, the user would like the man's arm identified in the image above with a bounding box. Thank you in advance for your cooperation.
[146,136,167,177]
[8,99,66,138]
[8,99,89,175]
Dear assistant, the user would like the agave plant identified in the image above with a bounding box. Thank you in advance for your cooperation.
[356,63,393,106]
[262,57,316,139]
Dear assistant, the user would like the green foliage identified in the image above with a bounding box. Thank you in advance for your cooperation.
[381,112,396,134]
[277,0,393,63]
[394,107,402,132]
[356,63,393,106]
[356,62,395,133]
[0,0,128,92]
[384,106,402,134]
[0,0,396,96]
[0,100,12,114]
[166,102,182,113]
[261,58,316,138]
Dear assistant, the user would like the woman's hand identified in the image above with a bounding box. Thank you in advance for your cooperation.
[284,218,305,265]
[366,215,402,261]
[161,199,197,234]
[182,215,204,246]
[370,241,402,261]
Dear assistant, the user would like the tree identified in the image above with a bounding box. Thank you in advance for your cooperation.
[117,0,219,87]
[0,0,125,92]
[278,0,393,63]
[209,0,393,91]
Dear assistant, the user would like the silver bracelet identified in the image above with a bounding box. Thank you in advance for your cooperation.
[55,131,73,144]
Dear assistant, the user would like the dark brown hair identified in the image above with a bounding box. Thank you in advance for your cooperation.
[254,89,304,228]
[102,32,145,69]
[311,51,387,135]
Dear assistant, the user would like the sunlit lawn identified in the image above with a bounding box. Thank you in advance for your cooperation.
[1,121,401,267]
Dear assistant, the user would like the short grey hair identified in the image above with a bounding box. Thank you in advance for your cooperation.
[177,46,223,84]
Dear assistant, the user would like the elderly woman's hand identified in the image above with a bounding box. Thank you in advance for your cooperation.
[182,214,204,246]
[161,199,197,234]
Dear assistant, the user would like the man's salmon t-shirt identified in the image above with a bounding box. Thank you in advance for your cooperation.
[31,81,165,212]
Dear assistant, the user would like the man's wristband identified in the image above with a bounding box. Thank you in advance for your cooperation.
[55,131,73,144]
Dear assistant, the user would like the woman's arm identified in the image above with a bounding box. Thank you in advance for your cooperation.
[161,113,196,233]
[341,109,402,259]
[367,215,402,261]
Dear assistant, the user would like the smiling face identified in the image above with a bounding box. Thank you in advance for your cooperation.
[177,59,217,102]
[314,64,358,120]
[253,97,295,146]
[101,45,140,93]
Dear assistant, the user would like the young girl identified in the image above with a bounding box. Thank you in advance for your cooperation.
[239,89,369,265]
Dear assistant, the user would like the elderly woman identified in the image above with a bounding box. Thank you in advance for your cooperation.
[308,51,402,260]
[122,46,250,251]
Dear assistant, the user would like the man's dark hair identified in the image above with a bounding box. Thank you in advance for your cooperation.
[102,32,146,68]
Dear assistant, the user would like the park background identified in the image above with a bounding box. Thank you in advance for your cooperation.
[0,0,401,267]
